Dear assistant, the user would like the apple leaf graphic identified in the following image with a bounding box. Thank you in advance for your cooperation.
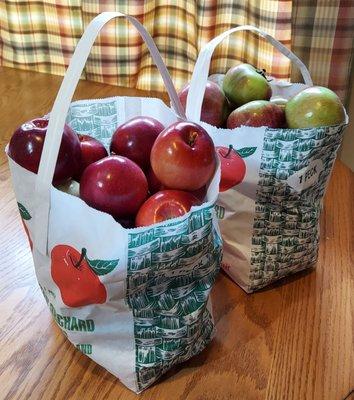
[17,202,31,220]
[236,147,257,158]
[87,258,119,276]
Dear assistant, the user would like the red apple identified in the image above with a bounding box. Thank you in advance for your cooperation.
[115,216,136,229]
[110,116,165,171]
[76,134,108,180]
[51,245,106,307]
[227,100,285,129]
[150,121,216,191]
[190,186,207,201]
[8,117,81,184]
[146,167,206,200]
[135,190,201,227]
[146,167,164,194]
[80,155,148,218]
[216,146,246,191]
[178,81,229,127]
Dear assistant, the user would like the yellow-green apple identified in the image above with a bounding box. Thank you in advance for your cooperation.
[56,180,80,197]
[285,86,345,128]
[270,96,288,109]
[223,63,271,106]
[208,73,225,89]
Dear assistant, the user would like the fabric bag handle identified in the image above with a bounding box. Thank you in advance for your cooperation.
[34,12,186,254]
[186,25,313,122]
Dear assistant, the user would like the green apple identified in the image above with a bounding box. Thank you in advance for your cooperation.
[285,86,345,129]
[57,180,80,197]
[222,63,271,106]
[270,96,288,109]
[208,73,225,90]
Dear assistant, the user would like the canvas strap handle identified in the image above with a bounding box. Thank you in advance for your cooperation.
[34,12,185,254]
[186,25,313,122]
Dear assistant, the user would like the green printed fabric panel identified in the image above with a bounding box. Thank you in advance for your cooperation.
[126,206,222,391]
[250,124,346,291]
[66,100,118,148]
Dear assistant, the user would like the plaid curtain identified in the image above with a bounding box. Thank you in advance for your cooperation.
[0,1,353,101]
[291,0,354,102]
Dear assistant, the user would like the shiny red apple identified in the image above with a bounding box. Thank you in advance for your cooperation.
[135,190,201,227]
[51,245,106,307]
[150,121,216,191]
[76,134,108,180]
[178,81,229,127]
[190,186,207,201]
[146,167,206,200]
[80,155,148,218]
[8,117,81,183]
[110,116,165,171]
[146,167,164,194]
[216,146,246,191]
[115,216,136,229]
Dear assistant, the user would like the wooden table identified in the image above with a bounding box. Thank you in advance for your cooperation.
[0,66,353,400]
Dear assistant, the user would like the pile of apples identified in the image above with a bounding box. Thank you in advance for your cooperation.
[8,117,216,228]
[178,63,346,129]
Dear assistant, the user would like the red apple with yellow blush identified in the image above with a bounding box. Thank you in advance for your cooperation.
[227,100,285,129]
[150,121,216,191]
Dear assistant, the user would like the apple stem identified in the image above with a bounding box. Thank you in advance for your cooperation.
[256,68,266,78]
[188,131,198,147]
[74,248,87,268]
[225,144,234,158]
[256,67,273,82]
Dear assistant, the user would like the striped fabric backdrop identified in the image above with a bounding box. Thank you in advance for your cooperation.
[0,1,353,101]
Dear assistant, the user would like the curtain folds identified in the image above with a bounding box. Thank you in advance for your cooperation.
[0,1,353,101]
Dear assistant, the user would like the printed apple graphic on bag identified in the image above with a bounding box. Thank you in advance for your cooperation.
[17,202,33,250]
[51,245,118,308]
[216,145,257,192]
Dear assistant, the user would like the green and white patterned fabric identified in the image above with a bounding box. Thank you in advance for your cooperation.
[127,207,221,390]
[248,124,345,290]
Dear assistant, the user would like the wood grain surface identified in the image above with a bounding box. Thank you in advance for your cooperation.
[0,66,353,400]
